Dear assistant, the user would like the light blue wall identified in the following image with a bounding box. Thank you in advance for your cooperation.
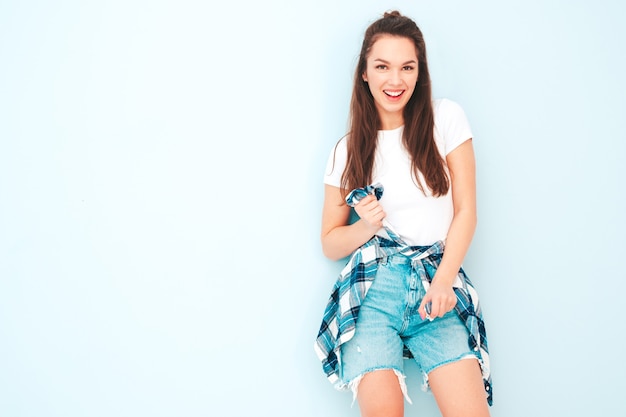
[1,1,625,416]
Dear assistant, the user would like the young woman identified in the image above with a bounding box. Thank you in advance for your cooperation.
[314,11,492,417]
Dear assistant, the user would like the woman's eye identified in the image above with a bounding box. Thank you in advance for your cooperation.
[375,65,387,70]
[403,66,415,71]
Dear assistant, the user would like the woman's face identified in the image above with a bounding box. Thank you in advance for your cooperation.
[362,35,419,129]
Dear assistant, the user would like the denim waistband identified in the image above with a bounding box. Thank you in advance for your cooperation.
[380,247,434,265]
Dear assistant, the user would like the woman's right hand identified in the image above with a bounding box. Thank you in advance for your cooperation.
[321,185,385,261]
[353,194,386,232]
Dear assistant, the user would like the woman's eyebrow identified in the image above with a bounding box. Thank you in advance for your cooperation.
[373,58,417,65]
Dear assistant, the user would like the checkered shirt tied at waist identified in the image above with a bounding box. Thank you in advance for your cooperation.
[314,183,493,406]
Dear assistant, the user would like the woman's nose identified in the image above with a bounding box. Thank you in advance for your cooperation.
[388,70,402,85]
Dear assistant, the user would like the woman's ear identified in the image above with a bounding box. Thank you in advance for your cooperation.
[362,72,368,82]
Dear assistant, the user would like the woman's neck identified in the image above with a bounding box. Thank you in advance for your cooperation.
[379,112,404,130]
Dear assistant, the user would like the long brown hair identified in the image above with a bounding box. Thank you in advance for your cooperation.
[340,10,449,197]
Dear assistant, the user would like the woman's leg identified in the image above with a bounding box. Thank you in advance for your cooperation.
[356,369,404,417]
[428,358,490,417]
[341,257,412,417]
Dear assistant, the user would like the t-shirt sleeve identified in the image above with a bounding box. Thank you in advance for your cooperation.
[323,137,348,187]
[435,99,473,155]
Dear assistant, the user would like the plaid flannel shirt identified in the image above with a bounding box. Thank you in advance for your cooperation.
[314,183,493,405]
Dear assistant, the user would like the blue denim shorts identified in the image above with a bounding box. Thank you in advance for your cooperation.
[339,253,479,400]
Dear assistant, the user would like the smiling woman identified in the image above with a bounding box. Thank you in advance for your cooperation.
[315,10,491,417]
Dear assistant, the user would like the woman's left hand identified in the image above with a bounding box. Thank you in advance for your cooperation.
[418,281,457,320]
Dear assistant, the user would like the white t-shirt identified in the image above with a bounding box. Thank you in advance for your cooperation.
[324,98,473,246]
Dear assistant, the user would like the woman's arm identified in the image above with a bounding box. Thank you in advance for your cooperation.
[419,139,477,318]
[321,184,385,261]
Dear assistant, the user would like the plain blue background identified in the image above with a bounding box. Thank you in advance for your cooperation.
[1,1,625,416]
